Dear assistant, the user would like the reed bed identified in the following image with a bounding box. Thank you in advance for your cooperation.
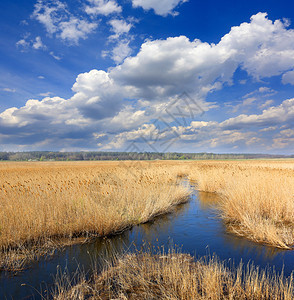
[188,160,294,249]
[52,249,294,300]
[0,161,190,269]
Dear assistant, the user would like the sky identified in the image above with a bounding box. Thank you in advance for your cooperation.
[0,0,294,154]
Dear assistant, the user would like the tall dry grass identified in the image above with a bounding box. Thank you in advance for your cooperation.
[52,249,294,300]
[188,160,294,249]
[0,161,190,251]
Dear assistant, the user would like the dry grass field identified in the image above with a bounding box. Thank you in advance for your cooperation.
[1,159,294,297]
[0,161,190,270]
[53,249,294,300]
[1,159,293,274]
[188,160,294,249]
[1,160,293,250]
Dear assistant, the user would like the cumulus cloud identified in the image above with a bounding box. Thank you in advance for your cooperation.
[272,128,294,149]
[282,70,294,85]
[221,99,294,130]
[102,120,261,152]
[85,0,122,16]
[2,13,294,152]
[132,0,188,16]
[219,13,294,79]
[111,36,235,100]
[103,98,294,152]
[32,0,98,44]
[70,69,123,120]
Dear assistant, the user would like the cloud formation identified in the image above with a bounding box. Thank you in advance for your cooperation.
[32,0,98,44]
[132,0,188,16]
[32,36,46,49]
[85,0,122,16]
[108,19,133,40]
[282,70,294,85]
[100,97,294,151]
[2,13,294,152]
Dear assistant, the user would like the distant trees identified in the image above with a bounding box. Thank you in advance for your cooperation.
[0,151,292,161]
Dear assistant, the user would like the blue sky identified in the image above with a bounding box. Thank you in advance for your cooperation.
[1,0,294,153]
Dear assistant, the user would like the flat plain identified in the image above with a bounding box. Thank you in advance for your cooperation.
[1,160,294,299]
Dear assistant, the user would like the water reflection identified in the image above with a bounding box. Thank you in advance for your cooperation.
[198,190,287,260]
[198,191,220,209]
[223,230,285,260]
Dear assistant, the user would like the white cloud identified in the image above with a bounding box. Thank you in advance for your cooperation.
[280,129,294,137]
[2,13,294,153]
[38,76,45,79]
[110,35,235,100]
[108,19,133,40]
[259,87,272,93]
[70,69,123,120]
[219,13,294,79]
[106,18,134,63]
[17,35,46,51]
[58,17,98,44]
[102,120,260,151]
[85,0,122,16]
[242,97,256,106]
[259,99,274,109]
[32,0,67,35]
[49,51,62,60]
[32,36,46,49]
[282,70,294,85]
[16,38,30,50]
[111,40,132,63]
[221,98,294,129]
[32,0,98,44]
[259,126,277,132]
[1,88,16,93]
[39,92,53,97]
[132,0,188,16]
[102,99,294,151]
[0,108,21,126]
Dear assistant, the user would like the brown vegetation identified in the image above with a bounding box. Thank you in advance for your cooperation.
[188,160,294,249]
[52,249,294,300]
[1,159,293,273]
[0,161,190,270]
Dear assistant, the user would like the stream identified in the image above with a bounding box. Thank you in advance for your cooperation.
[1,181,294,299]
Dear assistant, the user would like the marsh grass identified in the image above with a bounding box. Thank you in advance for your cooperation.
[0,240,57,273]
[0,161,190,270]
[1,159,294,272]
[52,249,294,300]
[188,161,294,249]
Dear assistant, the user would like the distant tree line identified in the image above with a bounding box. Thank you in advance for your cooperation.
[0,151,292,161]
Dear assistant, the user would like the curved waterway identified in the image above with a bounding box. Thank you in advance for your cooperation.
[1,181,294,299]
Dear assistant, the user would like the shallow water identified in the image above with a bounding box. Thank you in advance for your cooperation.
[1,182,294,299]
